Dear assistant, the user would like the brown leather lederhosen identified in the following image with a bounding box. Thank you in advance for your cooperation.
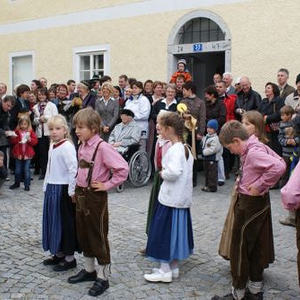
[230,193,274,289]
[75,141,111,265]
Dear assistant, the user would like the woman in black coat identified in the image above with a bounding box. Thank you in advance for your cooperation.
[258,82,284,155]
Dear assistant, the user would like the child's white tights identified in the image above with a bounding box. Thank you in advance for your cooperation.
[160,260,178,273]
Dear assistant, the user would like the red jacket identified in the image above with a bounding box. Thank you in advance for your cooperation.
[170,71,192,83]
[223,94,237,121]
[10,129,38,160]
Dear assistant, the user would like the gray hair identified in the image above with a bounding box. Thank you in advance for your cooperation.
[223,72,233,79]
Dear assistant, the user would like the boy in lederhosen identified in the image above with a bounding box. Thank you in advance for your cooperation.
[67,107,128,297]
[212,121,285,300]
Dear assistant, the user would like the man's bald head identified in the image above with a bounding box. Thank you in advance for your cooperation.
[240,76,251,93]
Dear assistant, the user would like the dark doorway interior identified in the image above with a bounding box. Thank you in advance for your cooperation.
[175,52,225,99]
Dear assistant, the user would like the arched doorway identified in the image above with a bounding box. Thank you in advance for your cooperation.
[167,10,231,97]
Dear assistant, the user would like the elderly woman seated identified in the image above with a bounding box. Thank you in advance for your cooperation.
[108,109,141,154]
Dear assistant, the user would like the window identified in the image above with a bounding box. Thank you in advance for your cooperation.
[178,18,225,44]
[9,52,34,91]
[73,45,110,82]
[79,53,104,80]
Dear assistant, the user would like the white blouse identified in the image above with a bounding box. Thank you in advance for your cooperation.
[43,140,78,196]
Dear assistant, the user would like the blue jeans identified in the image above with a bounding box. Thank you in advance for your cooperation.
[15,159,31,187]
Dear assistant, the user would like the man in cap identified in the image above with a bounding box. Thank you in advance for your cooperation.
[108,109,141,154]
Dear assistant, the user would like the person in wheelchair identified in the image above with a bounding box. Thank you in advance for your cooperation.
[108,109,141,154]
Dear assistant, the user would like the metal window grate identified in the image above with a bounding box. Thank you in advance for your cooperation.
[178,18,225,44]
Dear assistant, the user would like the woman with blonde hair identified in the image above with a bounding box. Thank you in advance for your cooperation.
[95,82,119,141]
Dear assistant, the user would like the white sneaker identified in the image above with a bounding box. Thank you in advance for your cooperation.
[144,269,172,283]
[152,267,179,278]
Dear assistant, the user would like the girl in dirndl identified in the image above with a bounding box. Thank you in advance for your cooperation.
[42,115,78,272]
[140,111,172,255]
[144,112,194,283]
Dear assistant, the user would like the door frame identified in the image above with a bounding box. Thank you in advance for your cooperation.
[167,10,232,80]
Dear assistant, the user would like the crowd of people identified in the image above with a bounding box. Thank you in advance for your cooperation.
[1,60,300,299]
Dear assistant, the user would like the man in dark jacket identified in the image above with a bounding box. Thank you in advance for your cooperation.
[277,68,295,100]
[0,95,15,170]
[235,76,262,121]
[9,84,30,130]
[204,85,226,131]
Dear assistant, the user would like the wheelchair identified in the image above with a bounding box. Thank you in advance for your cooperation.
[116,143,152,192]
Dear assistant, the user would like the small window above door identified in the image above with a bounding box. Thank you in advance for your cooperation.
[178,17,225,44]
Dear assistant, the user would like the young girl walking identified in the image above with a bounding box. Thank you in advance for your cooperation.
[140,111,172,255]
[42,115,78,272]
[9,116,38,191]
[67,107,128,297]
[144,112,194,283]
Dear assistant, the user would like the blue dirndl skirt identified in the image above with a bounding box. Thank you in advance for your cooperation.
[146,202,194,263]
[42,184,63,255]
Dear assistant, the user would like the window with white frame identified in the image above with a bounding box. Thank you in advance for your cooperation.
[79,52,104,80]
[74,45,110,82]
[10,53,34,91]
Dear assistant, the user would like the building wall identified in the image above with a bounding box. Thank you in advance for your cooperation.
[0,0,140,24]
[0,0,300,95]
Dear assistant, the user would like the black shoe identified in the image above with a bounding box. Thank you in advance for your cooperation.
[24,186,30,191]
[53,259,77,272]
[218,181,225,186]
[88,278,109,297]
[39,175,45,180]
[9,183,20,190]
[202,186,217,192]
[68,269,97,284]
[211,294,242,300]
[245,289,263,300]
[43,255,65,266]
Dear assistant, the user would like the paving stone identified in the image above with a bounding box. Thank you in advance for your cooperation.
[0,174,299,299]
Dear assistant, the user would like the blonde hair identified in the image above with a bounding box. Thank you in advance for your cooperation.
[48,114,71,142]
[16,116,32,131]
[73,107,101,134]
[101,82,114,95]
[242,110,268,144]
[157,110,172,122]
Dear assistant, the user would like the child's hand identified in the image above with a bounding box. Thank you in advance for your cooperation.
[71,195,76,203]
[91,181,107,191]
[113,142,121,147]
[248,185,260,196]
[287,139,296,146]
[103,126,110,133]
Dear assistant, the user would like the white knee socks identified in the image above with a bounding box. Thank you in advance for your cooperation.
[160,262,171,273]
[84,257,96,273]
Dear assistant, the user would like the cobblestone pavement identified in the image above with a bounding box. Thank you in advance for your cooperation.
[0,173,299,300]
